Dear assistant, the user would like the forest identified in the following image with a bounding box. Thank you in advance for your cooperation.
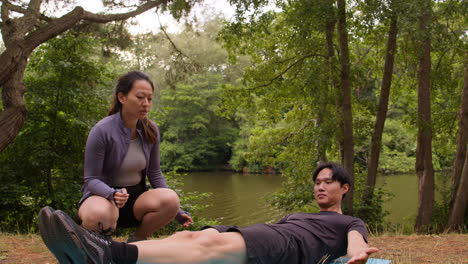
[0,0,466,235]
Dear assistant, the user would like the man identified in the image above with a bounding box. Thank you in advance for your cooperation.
[39,162,379,264]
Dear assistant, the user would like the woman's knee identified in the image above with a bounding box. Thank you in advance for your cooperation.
[141,188,180,212]
[79,197,118,229]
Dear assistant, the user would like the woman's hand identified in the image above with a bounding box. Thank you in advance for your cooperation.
[179,213,194,227]
[114,188,129,208]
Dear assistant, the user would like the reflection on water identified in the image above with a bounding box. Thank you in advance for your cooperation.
[376,173,418,223]
[181,171,286,227]
[181,171,432,226]
[376,171,449,224]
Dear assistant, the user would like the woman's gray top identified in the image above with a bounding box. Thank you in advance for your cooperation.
[113,137,146,187]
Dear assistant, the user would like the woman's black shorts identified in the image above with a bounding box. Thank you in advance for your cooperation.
[114,183,147,228]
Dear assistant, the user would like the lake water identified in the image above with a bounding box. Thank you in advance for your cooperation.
[181,171,286,226]
[376,173,419,224]
[180,171,425,227]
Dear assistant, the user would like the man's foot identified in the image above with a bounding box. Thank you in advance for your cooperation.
[38,206,73,264]
[53,210,114,264]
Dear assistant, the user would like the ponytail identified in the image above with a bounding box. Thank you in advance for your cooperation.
[108,96,121,116]
[141,117,158,144]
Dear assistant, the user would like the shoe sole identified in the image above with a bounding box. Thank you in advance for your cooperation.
[38,206,73,264]
[53,210,109,264]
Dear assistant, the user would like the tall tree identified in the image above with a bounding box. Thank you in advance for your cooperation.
[336,0,354,214]
[366,8,398,195]
[320,0,337,163]
[450,59,468,205]
[446,60,468,231]
[414,0,435,232]
[0,0,199,152]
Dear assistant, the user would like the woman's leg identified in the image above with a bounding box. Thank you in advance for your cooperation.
[135,229,247,264]
[132,188,180,240]
[78,195,119,233]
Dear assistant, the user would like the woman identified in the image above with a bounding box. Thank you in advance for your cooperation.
[78,71,192,242]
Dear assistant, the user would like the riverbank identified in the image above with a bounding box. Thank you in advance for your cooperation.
[0,233,466,263]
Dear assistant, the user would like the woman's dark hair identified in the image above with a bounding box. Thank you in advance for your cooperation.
[312,162,351,186]
[108,71,158,144]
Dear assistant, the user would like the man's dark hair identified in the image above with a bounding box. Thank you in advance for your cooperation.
[312,162,351,186]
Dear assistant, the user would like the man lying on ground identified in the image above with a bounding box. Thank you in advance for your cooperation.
[38,162,379,264]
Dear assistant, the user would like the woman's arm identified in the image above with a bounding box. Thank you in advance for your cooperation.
[83,126,115,200]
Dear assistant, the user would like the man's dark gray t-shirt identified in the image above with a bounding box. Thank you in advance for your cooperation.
[211,211,368,264]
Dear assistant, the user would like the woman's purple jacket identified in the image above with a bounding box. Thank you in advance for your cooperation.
[80,113,188,223]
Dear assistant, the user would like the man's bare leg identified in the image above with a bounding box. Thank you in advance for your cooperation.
[134,228,247,264]
[41,208,246,264]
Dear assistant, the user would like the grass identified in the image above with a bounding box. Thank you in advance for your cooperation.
[368,233,467,264]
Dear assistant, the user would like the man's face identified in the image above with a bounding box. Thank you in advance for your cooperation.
[313,168,349,210]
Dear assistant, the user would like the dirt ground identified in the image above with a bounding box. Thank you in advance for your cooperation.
[0,233,467,264]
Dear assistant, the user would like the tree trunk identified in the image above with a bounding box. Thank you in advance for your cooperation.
[0,56,28,152]
[450,60,468,201]
[447,147,468,231]
[446,60,468,231]
[317,0,337,164]
[366,17,398,193]
[336,0,354,214]
[414,0,434,233]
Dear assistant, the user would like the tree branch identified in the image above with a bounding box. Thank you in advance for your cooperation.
[1,1,27,14]
[23,6,85,52]
[158,13,193,62]
[249,53,326,91]
[82,0,169,23]
[1,1,11,27]
[27,0,42,13]
[282,118,316,143]
[354,43,375,67]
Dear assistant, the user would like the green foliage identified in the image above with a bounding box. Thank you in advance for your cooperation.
[378,120,416,173]
[156,171,219,234]
[353,172,393,230]
[0,33,116,232]
[154,76,238,171]
[159,0,200,20]
[428,171,468,233]
[268,173,316,213]
[72,21,134,57]
[129,18,244,172]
